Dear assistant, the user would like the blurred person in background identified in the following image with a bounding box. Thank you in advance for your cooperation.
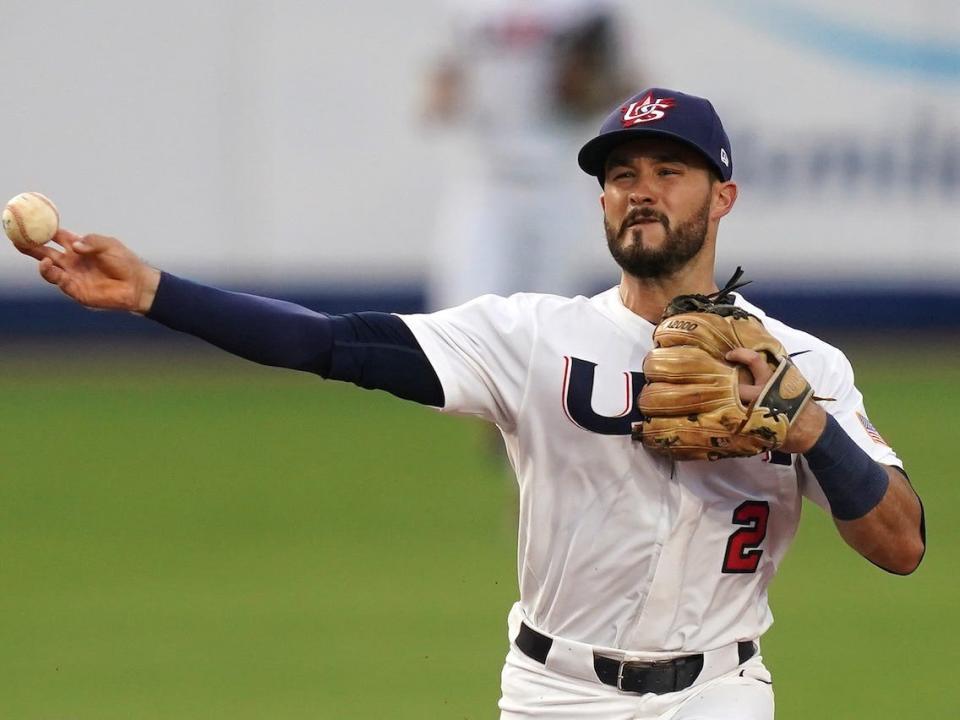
[423,0,639,309]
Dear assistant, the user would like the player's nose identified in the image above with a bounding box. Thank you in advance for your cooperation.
[626,173,658,206]
[627,185,656,206]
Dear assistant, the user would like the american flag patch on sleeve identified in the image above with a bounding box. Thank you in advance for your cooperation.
[857,412,888,446]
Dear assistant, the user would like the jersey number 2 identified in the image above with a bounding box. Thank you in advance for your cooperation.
[722,501,770,574]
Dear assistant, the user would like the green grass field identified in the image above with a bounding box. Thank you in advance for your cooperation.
[1,341,956,719]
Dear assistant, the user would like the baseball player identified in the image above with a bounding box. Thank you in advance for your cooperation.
[15,88,925,719]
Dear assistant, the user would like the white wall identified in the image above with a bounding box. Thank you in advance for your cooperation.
[0,0,448,290]
[1,0,957,293]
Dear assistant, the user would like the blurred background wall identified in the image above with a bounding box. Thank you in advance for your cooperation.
[1,0,957,331]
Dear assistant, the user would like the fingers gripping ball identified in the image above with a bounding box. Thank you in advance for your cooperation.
[632,275,814,461]
[3,192,59,247]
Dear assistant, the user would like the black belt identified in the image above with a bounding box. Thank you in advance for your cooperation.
[516,621,756,695]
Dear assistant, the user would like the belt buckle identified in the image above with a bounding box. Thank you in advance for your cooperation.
[615,657,676,693]
[616,660,627,691]
[615,658,651,692]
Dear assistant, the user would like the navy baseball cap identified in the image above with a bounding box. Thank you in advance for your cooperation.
[578,88,732,185]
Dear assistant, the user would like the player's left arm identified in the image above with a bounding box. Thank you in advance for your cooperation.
[733,349,925,575]
[784,401,924,574]
[833,464,924,575]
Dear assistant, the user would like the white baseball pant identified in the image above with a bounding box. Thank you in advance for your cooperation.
[498,606,774,719]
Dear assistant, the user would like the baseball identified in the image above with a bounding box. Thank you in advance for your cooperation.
[3,192,60,247]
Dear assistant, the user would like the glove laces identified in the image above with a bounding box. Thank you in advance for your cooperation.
[709,266,752,305]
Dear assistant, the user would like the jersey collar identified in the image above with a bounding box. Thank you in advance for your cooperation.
[593,286,658,334]
[594,286,765,334]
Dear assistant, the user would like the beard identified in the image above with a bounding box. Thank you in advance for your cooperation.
[604,198,710,279]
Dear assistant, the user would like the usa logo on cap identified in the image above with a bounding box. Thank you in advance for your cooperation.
[621,93,676,127]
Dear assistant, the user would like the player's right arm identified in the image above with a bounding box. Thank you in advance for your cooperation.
[19,229,160,313]
[16,228,530,424]
[15,229,447,406]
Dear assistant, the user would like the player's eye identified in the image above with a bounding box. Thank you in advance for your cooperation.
[612,169,634,180]
[658,167,681,176]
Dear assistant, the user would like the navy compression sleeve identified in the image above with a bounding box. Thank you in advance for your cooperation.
[146,272,444,407]
[803,414,889,520]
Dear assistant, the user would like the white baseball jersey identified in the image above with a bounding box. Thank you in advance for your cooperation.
[401,288,901,653]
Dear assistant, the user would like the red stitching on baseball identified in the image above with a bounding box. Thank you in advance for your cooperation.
[6,202,33,244]
[27,192,60,225]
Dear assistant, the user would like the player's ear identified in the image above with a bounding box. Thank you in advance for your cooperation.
[711,181,738,221]
[599,193,606,211]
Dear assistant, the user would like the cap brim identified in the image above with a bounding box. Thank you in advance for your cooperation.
[577,128,727,183]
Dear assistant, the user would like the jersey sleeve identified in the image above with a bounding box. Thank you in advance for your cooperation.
[397,294,537,430]
[797,346,903,509]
